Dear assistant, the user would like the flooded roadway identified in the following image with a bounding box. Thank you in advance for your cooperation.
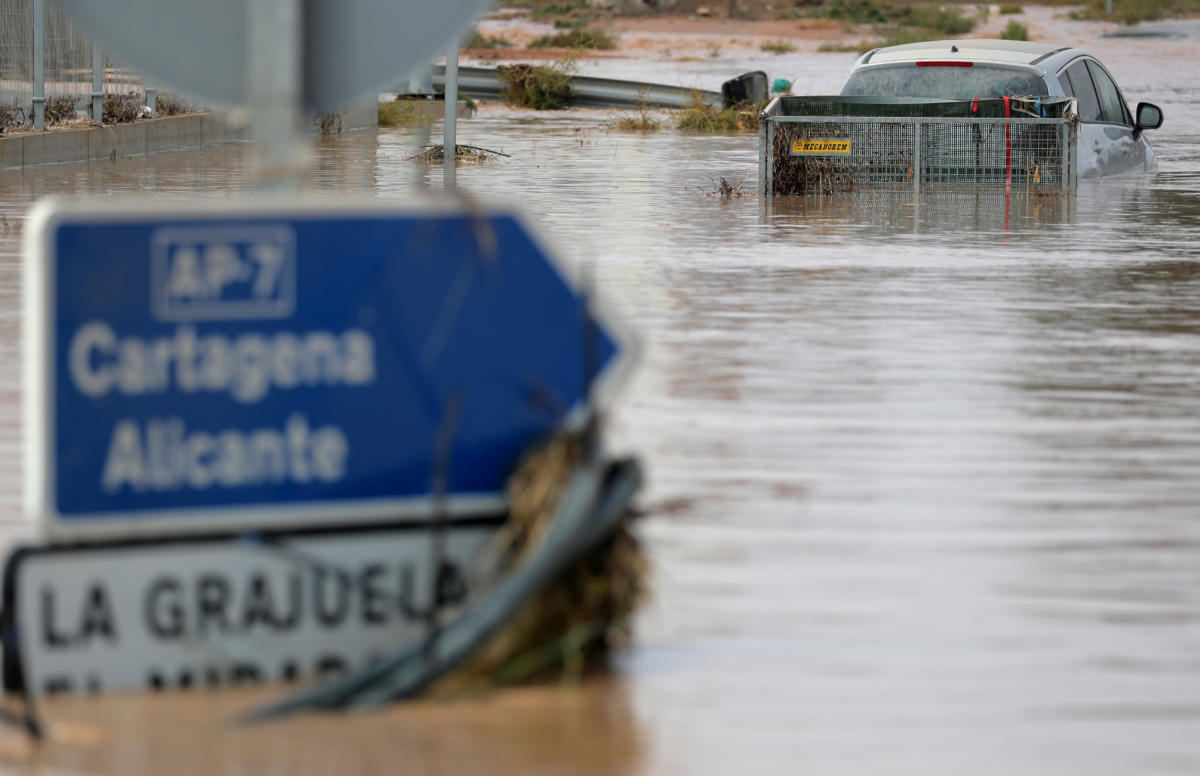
[1,20,1200,775]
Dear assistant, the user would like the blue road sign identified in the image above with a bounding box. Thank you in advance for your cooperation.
[25,198,630,540]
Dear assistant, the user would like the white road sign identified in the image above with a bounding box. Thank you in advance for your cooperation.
[5,524,497,694]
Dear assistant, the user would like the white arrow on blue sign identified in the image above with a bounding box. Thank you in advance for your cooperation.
[24,198,633,540]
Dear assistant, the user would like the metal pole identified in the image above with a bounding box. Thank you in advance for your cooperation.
[248,0,308,192]
[91,45,104,121]
[32,0,44,130]
[443,36,458,192]
[1106,0,1113,15]
[912,121,921,196]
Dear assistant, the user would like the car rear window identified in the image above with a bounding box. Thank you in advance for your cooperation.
[841,64,1049,100]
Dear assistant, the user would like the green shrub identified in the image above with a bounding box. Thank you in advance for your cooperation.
[1000,19,1029,40]
[529,28,618,50]
[822,0,887,24]
[999,3,1023,14]
[892,4,976,35]
[530,0,587,19]
[498,62,573,110]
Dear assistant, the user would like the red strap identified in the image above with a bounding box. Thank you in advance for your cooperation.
[1002,96,1011,118]
[971,97,978,114]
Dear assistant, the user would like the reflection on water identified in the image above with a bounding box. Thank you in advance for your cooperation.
[0,41,1199,774]
[764,186,1074,234]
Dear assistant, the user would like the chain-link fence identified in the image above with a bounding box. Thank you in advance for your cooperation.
[1,0,149,130]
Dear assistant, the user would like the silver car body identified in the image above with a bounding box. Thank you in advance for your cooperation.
[842,39,1157,178]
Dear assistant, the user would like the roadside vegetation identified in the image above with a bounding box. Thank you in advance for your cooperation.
[761,39,797,53]
[1000,20,1030,40]
[500,0,1200,28]
[498,60,574,110]
[614,94,661,133]
[529,28,619,50]
[817,40,865,52]
[805,0,987,54]
[1068,0,1200,24]
[676,91,762,134]
[379,101,427,128]
[463,28,513,49]
[45,95,80,125]
[0,103,26,132]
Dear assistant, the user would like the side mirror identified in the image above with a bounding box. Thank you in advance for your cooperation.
[1134,102,1163,138]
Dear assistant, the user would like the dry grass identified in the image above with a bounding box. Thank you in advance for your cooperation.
[44,95,81,126]
[817,40,866,52]
[443,432,646,689]
[677,90,766,134]
[761,39,797,53]
[378,100,436,128]
[529,28,619,50]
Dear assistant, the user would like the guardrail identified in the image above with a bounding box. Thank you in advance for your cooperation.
[431,65,721,110]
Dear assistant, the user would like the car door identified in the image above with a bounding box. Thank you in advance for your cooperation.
[1058,58,1145,177]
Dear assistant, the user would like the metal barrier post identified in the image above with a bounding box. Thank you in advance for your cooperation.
[91,46,104,121]
[146,82,157,116]
[32,0,45,130]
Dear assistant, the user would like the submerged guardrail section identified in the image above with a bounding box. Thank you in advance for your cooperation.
[759,95,1078,197]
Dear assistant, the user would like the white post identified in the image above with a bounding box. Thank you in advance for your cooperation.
[146,82,157,116]
[91,45,104,121]
[443,37,459,191]
[248,0,308,192]
[32,0,44,130]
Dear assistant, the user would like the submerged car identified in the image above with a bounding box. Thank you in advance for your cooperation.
[840,39,1164,178]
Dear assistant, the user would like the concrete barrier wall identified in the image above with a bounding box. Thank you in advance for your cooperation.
[1,101,377,170]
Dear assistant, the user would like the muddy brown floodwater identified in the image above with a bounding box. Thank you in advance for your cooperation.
[1,15,1200,776]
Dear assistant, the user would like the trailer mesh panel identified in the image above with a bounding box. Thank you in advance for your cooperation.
[768,117,1072,196]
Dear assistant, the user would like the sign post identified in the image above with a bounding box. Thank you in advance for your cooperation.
[248,0,307,190]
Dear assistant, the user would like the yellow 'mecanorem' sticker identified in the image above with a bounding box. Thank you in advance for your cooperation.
[791,139,851,155]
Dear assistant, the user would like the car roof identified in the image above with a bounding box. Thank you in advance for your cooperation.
[864,39,1068,66]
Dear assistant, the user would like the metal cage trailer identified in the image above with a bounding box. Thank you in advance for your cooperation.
[759,96,1078,197]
